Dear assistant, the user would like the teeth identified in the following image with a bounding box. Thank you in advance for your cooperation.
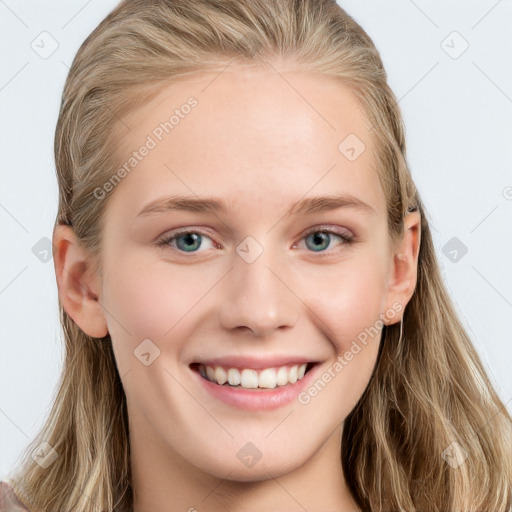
[276,366,288,386]
[258,368,277,389]
[227,368,241,386]
[199,363,309,389]
[214,366,227,385]
[240,369,258,389]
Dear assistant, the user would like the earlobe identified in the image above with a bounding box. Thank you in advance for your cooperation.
[52,224,109,338]
[383,211,421,324]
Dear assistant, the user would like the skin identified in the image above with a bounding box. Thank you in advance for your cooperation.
[53,63,420,512]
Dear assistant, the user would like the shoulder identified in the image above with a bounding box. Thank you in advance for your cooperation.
[0,481,31,512]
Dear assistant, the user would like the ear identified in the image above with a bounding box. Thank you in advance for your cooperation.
[52,224,109,338]
[382,211,421,325]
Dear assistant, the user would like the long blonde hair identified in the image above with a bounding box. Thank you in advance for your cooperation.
[8,1,512,510]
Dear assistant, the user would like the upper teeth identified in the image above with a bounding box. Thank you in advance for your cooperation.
[199,363,308,389]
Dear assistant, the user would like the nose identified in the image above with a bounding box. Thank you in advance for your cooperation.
[218,242,299,337]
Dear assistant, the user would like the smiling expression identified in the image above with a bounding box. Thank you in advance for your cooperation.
[94,63,399,480]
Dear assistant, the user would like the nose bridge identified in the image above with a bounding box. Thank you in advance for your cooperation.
[219,236,298,336]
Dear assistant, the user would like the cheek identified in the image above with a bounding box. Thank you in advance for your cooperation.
[294,256,388,417]
[297,250,389,355]
[100,253,211,366]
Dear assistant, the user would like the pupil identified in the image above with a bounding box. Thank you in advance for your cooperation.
[306,232,329,252]
[178,233,201,251]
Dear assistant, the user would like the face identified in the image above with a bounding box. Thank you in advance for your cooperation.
[94,65,401,481]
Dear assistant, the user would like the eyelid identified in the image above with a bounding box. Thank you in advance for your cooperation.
[156,227,218,249]
[292,225,354,253]
[156,224,355,254]
[299,224,354,240]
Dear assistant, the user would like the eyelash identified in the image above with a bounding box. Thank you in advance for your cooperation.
[156,226,354,256]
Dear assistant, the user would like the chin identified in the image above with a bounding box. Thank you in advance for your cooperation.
[190,446,307,482]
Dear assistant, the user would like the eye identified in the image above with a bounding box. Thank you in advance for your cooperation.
[295,226,354,254]
[156,229,217,253]
[156,226,354,256]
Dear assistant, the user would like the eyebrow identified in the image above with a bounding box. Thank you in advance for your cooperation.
[136,193,376,218]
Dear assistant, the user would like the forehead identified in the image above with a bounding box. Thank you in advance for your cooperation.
[108,64,384,217]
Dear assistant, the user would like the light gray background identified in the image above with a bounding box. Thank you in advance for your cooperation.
[1,0,511,479]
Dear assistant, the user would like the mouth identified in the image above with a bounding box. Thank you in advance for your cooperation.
[189,361,318,390]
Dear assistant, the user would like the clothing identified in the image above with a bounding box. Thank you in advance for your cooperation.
[0,481,30,512]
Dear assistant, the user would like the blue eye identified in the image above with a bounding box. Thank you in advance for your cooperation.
[305,231,340,252]
[157,230,216,253]
[157,226,353,255]
[299,227,354,254]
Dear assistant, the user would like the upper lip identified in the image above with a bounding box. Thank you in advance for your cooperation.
[191,355,319,370]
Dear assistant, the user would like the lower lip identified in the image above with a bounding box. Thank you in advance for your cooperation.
[190,364,320,411]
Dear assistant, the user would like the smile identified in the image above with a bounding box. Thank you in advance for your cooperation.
[189,360,320,410]
[195,362,313,389]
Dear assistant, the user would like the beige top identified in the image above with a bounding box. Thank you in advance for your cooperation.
[0,482,30,512]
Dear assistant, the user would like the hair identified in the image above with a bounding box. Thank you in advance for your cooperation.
[7,0,511,511]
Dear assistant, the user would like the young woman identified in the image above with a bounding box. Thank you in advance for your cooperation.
[2,0,511,511]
